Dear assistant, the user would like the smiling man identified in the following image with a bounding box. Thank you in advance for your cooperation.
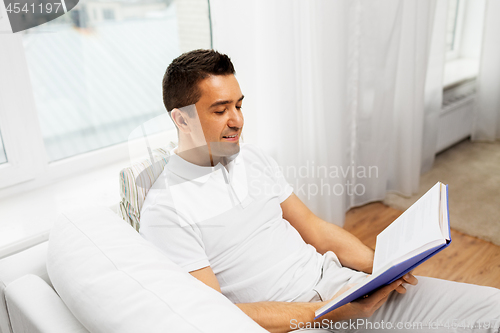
[170,72,244,166]
[139,50,500,333]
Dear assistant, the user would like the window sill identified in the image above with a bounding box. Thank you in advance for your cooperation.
[443,58,480,89]
[0,159,128,259]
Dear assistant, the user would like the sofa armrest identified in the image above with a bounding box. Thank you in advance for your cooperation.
[0,242,51,333]
[5,275,89,333]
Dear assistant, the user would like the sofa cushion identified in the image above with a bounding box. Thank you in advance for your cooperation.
[47,207,267,333]
[118,144,175,231]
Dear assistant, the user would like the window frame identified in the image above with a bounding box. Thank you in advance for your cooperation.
[0,34,42,189]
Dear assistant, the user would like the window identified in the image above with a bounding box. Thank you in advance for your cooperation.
[0,0,211,192]
[446,0,459,52]
[445,0,466,60]
[442,0,485,88]
[23,0,182,162]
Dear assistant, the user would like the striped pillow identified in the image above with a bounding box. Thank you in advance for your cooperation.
[118,143,176,231]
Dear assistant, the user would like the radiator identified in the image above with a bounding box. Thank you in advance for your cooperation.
[436,79,476,153]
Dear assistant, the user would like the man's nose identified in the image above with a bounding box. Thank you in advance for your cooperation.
[227,107,243,129]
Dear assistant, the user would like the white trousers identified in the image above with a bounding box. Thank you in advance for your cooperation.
[293,252,500,333]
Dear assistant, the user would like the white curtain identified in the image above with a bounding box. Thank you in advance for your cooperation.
[422,0,448,173]
[473,0,500,141]
[211,0,443,225]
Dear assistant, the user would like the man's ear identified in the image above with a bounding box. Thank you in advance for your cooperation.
[171,108,190,134]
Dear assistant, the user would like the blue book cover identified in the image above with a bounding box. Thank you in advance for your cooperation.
[315,183,451,319]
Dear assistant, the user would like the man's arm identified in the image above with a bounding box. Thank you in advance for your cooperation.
[281,193,375,273]
[190,266,222,292]
[190,266,411,333]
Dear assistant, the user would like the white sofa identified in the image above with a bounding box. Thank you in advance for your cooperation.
[0,207,268,333]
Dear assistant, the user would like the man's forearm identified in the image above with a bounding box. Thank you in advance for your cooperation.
[235,301,360,333]
[312,215,374,273]
[234,278,404,333]
[236,301,318,333]
[280,194,374,273]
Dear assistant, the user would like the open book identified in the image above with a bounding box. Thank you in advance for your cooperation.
[315,182,451,319]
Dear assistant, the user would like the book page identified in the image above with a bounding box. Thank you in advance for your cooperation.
[373,182,444,274]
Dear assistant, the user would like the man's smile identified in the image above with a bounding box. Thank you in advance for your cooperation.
[222,133,239,141]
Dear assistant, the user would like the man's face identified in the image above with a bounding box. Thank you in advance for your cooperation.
[193,74,244,158]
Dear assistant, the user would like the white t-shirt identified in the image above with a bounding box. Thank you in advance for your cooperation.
[140,143,324,303]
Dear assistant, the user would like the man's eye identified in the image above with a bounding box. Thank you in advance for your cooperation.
[236,105,242,110]
[215,110,225,114]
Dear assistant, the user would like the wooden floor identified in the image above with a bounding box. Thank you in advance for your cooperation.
[344,202,500,289]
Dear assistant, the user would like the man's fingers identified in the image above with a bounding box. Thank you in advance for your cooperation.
[349,277,414,318]
[363,286,394,316]
[395,284,407,294]
[402,273,418,286]
[365,279,402,304]
[348,279,403,318]
[373,291,391,310]
[380,279,403,295]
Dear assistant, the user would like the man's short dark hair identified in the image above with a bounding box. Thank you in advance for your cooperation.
[162,49,235,113]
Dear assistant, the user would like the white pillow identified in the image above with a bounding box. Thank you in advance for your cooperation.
[47,207,267,333]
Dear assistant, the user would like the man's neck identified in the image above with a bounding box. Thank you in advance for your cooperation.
[176,144,229,167]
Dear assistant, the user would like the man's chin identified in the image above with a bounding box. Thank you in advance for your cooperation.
[209,141,240,159]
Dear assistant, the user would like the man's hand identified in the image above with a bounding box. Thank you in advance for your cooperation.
[321,278,403,321]
[395,273,418,294]
[319,274,418,322]
[349,279,403,318]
